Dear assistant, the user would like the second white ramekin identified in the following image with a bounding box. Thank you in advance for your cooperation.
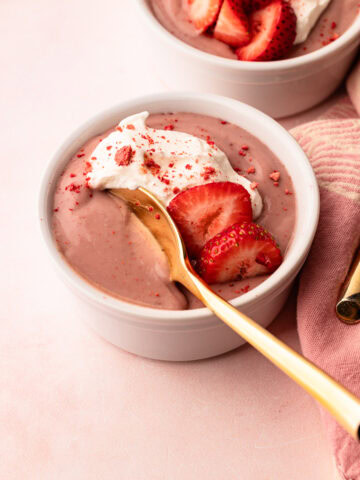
[136,1,360,118]
[39,92,319,361]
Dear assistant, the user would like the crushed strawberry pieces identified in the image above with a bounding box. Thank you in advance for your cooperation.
[143,156,161,174]
[115,146,133,166]
[65,183,81,193]
[201,166,216,180]
[269,171,280,182]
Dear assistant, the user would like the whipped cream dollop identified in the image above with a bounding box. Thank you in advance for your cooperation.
[290,0,332,44]
[88,112,262,218]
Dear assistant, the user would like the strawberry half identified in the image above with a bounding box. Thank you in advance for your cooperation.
[213,0,250,47]
[187,0,223,33]
[198,222,282,284]
[167,182,252,257]
[236,0,296,61]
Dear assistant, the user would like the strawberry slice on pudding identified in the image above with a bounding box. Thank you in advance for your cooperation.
[198,222,283,284]
[236,0,297,61]
[187,0,223,32]
[167,182,253,257]
[213,0,250,47]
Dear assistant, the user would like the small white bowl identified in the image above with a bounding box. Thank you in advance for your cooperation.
[136,0,360,118]
[39,92,319,361]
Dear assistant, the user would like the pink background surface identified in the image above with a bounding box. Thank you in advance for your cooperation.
[1,1,337,478]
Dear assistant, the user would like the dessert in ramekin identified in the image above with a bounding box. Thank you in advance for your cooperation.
[136,0,360,117]
[39,93,319,361]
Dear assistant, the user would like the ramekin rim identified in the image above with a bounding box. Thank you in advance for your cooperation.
[39,91,320,322]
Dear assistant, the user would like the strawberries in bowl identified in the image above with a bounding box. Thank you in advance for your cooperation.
[197,222,283,284]
[213,0,250,47]
[236,0,297,61]
[167,182,252,257]
[187,0,297,61]
[167,181,283,284]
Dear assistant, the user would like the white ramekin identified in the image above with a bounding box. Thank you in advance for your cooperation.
[136,0,360,118]
[39,92,319,361]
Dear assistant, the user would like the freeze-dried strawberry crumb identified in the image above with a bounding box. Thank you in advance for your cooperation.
[247,167,255,174]
[164,124,174,131]
[115,146,133,166]
[238,150,246,157]
[285,189,292,195]
[158,175,170,185]
[250,182,259,190]
[65,183,81,193]
[126,124,135,130]
[155,214,161,220]
[241,145,249,150]
[220,120,227,125]
[273,182,279,187]
[206,136,215,147]
[234,167,242,174]
[269,171,280,182]
[106,145,112,151]
[53,208,59,212]
[168,162,174,168]
[116,126,123,132]
[143,156,161,174]
[173,187,180,195]
[145,134,154,145]
[77,153,85,158]
[70,173,77,178]
[202,166,216,181]
[185,164,192,170]
[331,21,337,29]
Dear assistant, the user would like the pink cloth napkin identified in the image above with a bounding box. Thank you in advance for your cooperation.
[288,59,360,479]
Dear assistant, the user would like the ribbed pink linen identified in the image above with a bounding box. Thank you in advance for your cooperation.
[289,60,360,479]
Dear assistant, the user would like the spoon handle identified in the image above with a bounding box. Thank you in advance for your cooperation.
[180,266,360,441]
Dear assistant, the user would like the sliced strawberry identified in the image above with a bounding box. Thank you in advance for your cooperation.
[236,0,296,61]
[187,0,223,33]
[198,222,282,284]
[167,182,252,257]
[247,0,272,11]
[213,0,250,47]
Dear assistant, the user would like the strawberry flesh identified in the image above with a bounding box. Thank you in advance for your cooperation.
[187,0,223,33]
[167,182,252,257]
[198,221,282,284]
[214,0,250,47]
[236,0,297,61]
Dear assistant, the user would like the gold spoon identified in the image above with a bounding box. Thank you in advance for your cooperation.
[110,187,360,440]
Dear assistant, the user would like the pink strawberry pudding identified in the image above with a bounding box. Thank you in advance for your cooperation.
[149,0,359,61]
[52,112,295,309]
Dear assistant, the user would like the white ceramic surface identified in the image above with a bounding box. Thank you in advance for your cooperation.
[39,92,319,361]
[136,0,360,118]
